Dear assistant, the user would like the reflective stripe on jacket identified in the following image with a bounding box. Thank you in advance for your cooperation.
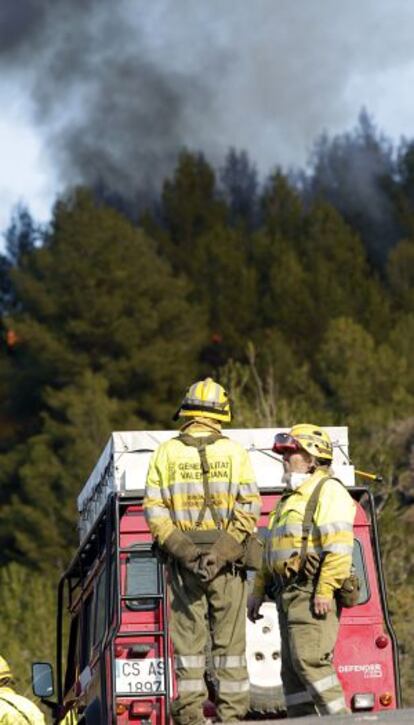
[143,427,261,544]
[0,687,45,724]
[253,468,356,598]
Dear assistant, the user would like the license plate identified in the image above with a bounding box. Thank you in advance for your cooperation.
[115,658,165,694]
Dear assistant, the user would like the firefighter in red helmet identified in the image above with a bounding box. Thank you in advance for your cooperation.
[248,424,356,717]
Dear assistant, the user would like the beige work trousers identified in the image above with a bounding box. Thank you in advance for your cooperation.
[169,562,249,725]
[276,579,348,717]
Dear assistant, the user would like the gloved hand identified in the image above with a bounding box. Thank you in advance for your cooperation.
[211,530,244,562]
[247,594,264,623]
[284,552,301,580]
[198,531,244,582]
[304,552,321,578]
[198,551,221,583]
[284,552,321,580]
[162,530,202,574]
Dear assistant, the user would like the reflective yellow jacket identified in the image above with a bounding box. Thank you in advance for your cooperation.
[144,424,261,544]
[252,468,356,598]
[60,709,78,724]
[0,686,45,724]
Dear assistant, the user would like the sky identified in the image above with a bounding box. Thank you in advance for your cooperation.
[1,0,414,237]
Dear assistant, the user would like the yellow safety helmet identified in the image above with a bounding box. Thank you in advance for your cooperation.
[174,377,231,422]
[289,423,333,461]
[0,655,12,682]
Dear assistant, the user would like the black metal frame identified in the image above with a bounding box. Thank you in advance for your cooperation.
[111,495,171,719]
[55,491,171,722]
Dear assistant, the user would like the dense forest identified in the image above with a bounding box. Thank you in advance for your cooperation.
[0,113,414,710]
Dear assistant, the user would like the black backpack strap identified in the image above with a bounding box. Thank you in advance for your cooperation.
[177,432,226,528]
[299,476,343,568]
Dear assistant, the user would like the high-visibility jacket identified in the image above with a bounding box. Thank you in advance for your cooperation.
[0,686,45,724]
[252,468,356,598]
[144,425,261,544]
[60,709,78,724]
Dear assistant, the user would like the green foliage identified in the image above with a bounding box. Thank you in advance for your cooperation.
[0,370,139,569]
[10,188,206,421]
[0,563,56,720]
[219,149,258,229]
[1,137,414,704]
[262,172,304,239]
[317,317,414,428]
[220,340,324,430]
[306,110,398,265]
[387,239,414,311]
[189,224,257,351]
[161,150,227,271]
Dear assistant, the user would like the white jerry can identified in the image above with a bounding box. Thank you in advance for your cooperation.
[246,602,285,714]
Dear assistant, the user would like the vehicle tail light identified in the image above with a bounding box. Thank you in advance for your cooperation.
[379,692,393,707]
[375,634,389,649]
[130,700,153,719]
[352,692,375,710]
[116,702,128,715]
[115,645,124,658]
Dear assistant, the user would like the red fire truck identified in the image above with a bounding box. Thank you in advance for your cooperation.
[32,428,401,723]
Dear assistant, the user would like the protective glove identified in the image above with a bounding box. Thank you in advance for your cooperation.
[162,530,202,574]
[198,531,244,582]
[198,551,221,583]
[303,552,321,578]
[211,530,244,562]
[283,552,321,580]
[284,552,301,580]
[247,593,264,623]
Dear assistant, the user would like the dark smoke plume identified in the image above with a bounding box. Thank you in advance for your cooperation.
[0,0,220,202]
[2,0,414,219]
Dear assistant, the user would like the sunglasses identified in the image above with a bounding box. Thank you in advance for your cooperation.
[272,432,302,456]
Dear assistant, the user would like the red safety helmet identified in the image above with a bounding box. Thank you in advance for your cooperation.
[272,432,303,456]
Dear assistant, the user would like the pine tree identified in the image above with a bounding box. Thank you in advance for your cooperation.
[387,239,414,312]
[306,110,399,265]
[0,563,55,719]
[219,148,258,229]
[8,188,206,426]
[0,370,139,569]
[160,151,227,272]
[316,317,413,430]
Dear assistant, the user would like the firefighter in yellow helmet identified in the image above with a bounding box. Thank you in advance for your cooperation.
[0,655,45,724]
[144,378,261,724]
[248,424,356,718]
